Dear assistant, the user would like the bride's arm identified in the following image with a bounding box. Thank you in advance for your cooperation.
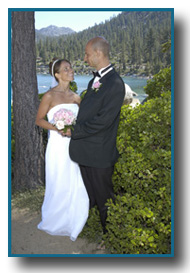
[35,93,58,131]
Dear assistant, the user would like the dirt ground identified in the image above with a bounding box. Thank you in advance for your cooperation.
[11,207,106,256]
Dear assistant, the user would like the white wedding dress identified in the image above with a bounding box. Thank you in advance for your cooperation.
[37,103,89,241]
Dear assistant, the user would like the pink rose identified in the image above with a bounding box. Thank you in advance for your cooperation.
[92,81,102,92]
[93,81,101,89]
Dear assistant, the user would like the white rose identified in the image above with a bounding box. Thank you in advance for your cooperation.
[56,120,65,130]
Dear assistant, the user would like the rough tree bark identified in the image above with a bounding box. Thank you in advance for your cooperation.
[12,12,44,190]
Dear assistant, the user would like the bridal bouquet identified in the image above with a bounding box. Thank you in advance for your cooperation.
[53,108,77,133]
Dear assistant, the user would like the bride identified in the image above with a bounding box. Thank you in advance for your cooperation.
[35,59,89,241]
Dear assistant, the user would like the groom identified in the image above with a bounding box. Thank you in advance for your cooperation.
[68,37,125,234]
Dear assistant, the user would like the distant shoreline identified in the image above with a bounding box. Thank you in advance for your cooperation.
[36,60,153,80]
[37,71,152,80]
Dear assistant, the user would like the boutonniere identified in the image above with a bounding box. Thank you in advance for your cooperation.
[92,81,102,93]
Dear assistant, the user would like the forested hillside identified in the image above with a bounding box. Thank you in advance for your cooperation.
[36,11,171,76]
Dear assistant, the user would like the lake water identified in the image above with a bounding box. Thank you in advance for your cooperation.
[37,74,148,102]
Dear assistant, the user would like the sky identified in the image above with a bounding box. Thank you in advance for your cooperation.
[35,11,122,32]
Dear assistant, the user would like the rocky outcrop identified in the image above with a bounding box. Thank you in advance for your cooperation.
[124,83,140,108]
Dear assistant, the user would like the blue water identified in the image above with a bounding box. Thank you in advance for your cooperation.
[37,74,148,102]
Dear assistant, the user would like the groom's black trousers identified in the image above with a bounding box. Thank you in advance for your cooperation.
[79,165,115,234]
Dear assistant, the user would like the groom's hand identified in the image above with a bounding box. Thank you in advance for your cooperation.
[64,128,71,137]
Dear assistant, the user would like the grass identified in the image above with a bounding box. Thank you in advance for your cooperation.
[11,186,45,212]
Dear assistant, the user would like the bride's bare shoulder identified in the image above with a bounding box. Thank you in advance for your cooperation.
[40,90,54,104]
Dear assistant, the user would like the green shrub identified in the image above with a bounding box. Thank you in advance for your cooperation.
[104,91,171,254]
[38,93,44,101]
[114,92,171,196]
[69,81,78,93]
[105,193,171,254]
[144,67,171,99]
[79,206,103,243]
[80,90,87,100]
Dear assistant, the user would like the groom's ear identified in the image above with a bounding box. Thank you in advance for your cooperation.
[98,50,103,56]
[95,49,101,56]
[96,49,104,61]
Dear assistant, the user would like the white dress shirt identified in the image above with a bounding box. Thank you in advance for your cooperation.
[93,64,113,84]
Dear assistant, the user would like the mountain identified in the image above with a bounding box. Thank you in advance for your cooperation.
[35,25,75,40]
[36,12,171,76]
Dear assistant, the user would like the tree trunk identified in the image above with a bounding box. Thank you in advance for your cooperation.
[12,11,44,190]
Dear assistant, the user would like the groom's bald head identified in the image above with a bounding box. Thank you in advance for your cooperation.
[87,37,110,58]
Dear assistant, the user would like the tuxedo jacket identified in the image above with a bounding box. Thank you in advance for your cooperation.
[69,68,125,168]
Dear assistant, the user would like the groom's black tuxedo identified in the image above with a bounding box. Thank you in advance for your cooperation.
[69,68,125,168]
[69,68,125,233]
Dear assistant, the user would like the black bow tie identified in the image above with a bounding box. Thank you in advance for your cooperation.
[92,71,101,78]
[92,64,113,78]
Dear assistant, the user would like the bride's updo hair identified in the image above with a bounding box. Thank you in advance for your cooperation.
[49,58,71,82]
